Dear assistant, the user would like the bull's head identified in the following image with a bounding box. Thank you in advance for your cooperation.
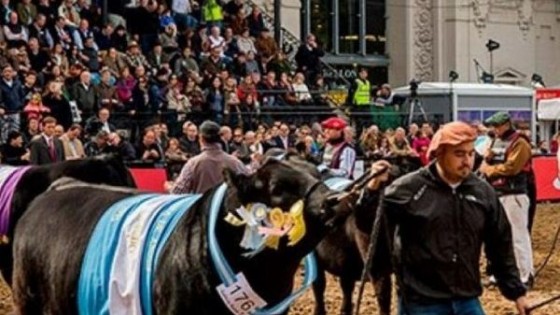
[223,158,351,257]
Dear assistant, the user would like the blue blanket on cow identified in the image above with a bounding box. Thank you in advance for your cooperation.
[77,194,202,315]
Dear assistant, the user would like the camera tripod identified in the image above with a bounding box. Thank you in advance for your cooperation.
[406,96,428,125]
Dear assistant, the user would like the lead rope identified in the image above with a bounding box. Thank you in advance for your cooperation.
[354,187,385,315]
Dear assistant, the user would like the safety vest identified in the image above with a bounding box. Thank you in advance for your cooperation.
[488,131,532,195]
[353,79,371,106]
[203,0,224,22]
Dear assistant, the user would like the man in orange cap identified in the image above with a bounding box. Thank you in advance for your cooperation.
[359,121,529,315]
[318,117,356,178]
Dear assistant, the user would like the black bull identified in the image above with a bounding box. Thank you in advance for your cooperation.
[0,155,137,285]
[12,158,355,314]
[263,150,401,315]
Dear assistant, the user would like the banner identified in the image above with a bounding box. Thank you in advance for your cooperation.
[129,168,168,193]
[536,89,560,101]
[533,156,560,202]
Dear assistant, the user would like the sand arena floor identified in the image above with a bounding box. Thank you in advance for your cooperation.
[1,204,560,315]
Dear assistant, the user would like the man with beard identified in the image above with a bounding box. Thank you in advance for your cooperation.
[360,121,530,315]
[318,117,356,179]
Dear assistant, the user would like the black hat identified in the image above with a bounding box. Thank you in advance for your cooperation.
[199,120,221,143]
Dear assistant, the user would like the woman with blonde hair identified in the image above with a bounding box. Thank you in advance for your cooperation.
[291,72,312,105]
[23,92,50,121]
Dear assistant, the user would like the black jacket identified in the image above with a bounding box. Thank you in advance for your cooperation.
[359,163,525,304]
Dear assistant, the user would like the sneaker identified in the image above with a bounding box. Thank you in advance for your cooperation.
[523,274,534,290]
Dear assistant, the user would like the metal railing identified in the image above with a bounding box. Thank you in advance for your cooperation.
[245,0,351,88]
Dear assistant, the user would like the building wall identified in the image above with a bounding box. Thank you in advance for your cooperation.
[256,0,302,39]
[387,0,560,87]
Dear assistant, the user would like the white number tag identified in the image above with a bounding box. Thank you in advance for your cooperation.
[216,273,267,315]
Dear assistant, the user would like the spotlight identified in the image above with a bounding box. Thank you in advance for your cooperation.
[486,39,500,52]
[531,73,545,87]
[448,70,459,82]
[481,72,494,84]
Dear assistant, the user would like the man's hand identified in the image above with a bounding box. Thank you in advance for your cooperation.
[251,152,263,163]
[366,160,392,191]
[164,181,174,193]
[0,108,4,116]
[484,147,495,161]
[515,296,530,315]
[479,161,491,176]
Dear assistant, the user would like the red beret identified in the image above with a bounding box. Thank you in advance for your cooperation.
[321,117,347,130]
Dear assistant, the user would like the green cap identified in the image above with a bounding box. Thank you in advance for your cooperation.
[484,111,511,126]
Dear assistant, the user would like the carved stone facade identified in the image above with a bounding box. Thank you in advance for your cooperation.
[387,0,560,87]
[413,0,435,81]
[472,0,534,34]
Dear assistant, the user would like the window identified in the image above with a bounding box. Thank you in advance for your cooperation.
[309,0,332,52]
[338,0,360,54]
[365,0,386,55]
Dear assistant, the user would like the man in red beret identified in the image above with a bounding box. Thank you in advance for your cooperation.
[318,117,356,178]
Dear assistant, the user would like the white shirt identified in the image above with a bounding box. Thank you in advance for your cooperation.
[172,0,191,14]
[42,134,53,147]
[101,122,111,133]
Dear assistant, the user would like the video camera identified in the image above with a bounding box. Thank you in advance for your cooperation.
[409,79,421,98]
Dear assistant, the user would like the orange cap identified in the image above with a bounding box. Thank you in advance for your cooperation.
[427,121,477,158]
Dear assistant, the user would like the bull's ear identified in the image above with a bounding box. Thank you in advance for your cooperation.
[223,169,252,195]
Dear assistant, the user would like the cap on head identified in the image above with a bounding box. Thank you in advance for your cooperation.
[321,117,347,131]
[484,111,510,127]
[427,121,477,158]
[199,120,221,143]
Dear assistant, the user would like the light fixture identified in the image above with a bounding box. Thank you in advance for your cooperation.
[449,70,459,82]
[481,72,494,84]
[531,73,545,87]
[486,39,500,52]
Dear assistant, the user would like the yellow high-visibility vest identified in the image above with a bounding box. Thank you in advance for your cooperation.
[353,79,371,106]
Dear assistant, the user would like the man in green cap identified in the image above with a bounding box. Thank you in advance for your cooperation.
[479,111,534,287]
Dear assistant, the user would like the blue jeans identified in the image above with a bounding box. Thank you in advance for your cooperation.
[398,298,485,315]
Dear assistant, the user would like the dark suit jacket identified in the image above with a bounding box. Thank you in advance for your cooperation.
[272,136,295,150]
[29,136,65,165]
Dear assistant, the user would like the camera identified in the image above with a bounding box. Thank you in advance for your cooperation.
[409,79,420,98]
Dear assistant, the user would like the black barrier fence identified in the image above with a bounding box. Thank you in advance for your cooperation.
[103,105,444,142]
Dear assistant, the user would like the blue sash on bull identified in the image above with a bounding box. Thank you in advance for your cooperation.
[77,194,202,315]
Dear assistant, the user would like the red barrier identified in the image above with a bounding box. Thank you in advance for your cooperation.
[128,158,560,201]
[533,156,560,202]
[129,168,168,193]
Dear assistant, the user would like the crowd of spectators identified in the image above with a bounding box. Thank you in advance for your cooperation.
[2,0,556,178]
[0,0,331,165]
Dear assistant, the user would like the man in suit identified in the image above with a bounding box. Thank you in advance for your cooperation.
[60,124,85,160]
[272,123,294,150]
[29,116,65,165]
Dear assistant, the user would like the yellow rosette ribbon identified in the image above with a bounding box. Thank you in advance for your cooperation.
[287,200,306,246]
[264,208,285,250]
